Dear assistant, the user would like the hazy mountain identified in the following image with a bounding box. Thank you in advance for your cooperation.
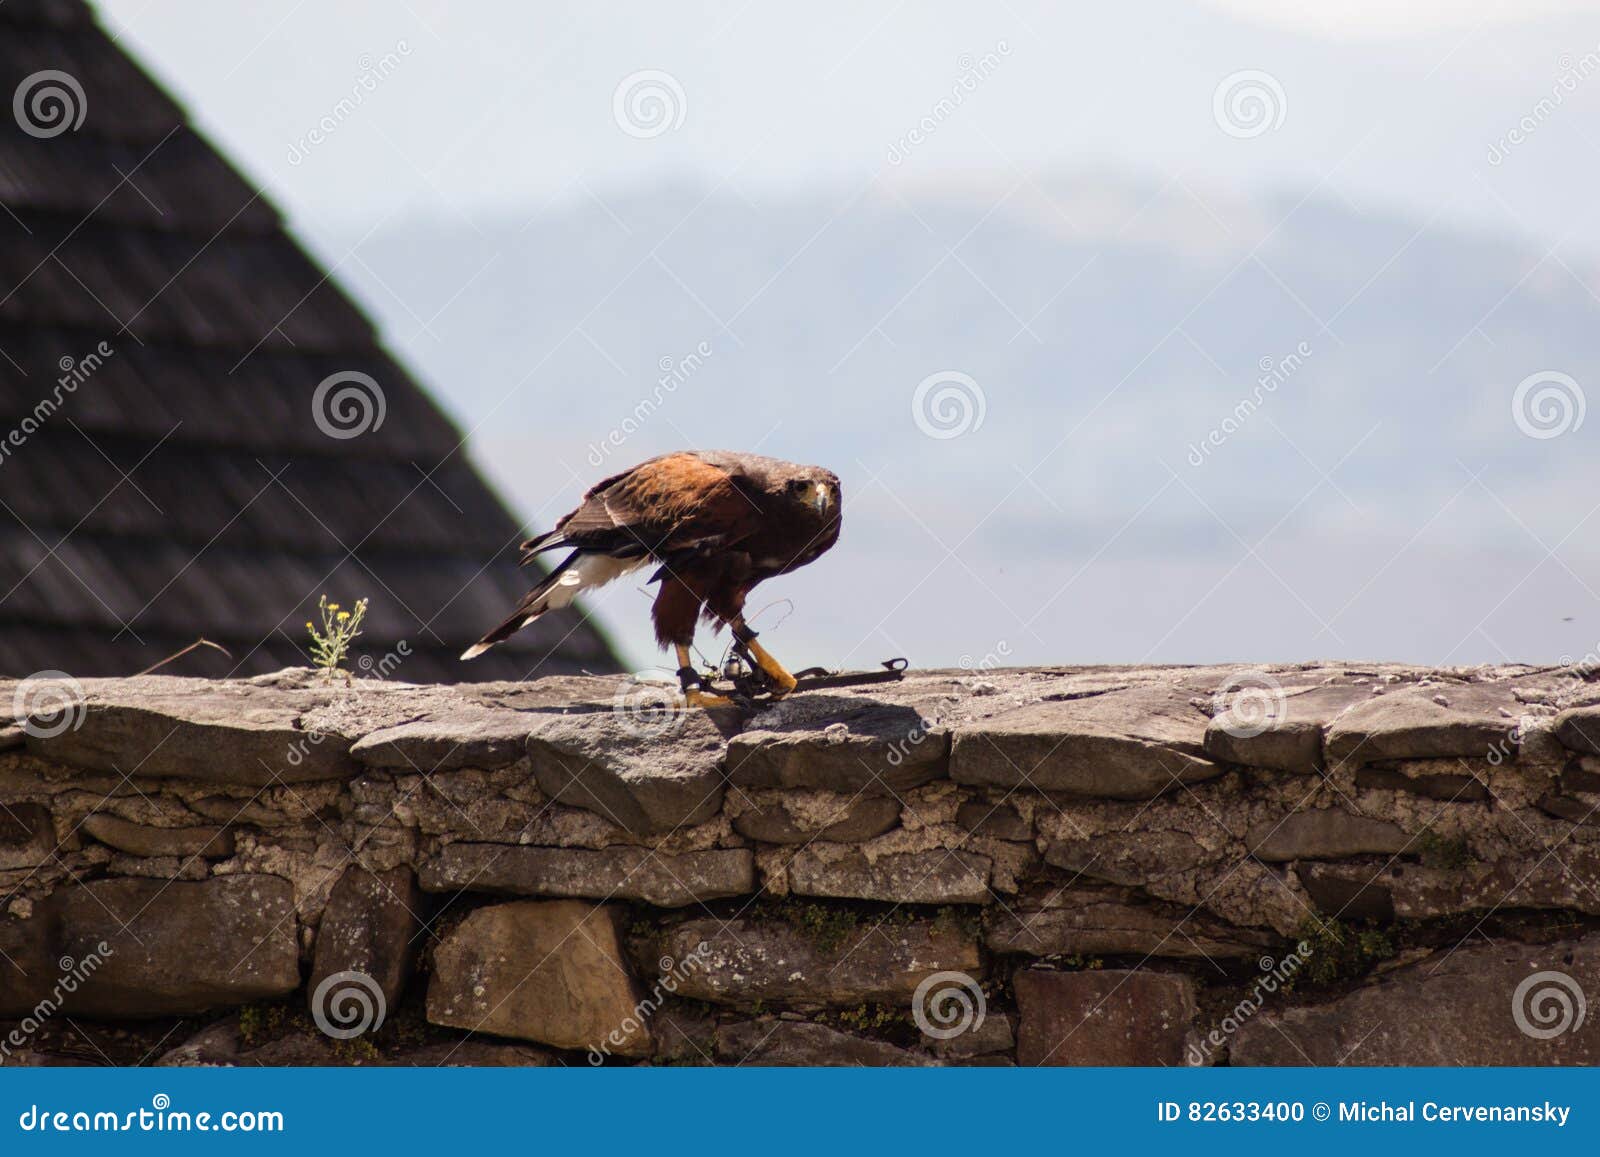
[104,0,1600,252]
[326,176,1600,671]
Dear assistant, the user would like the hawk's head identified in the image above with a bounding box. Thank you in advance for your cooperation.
[781,467,840,519]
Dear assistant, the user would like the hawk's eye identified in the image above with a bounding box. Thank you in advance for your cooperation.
[786,479,807,496]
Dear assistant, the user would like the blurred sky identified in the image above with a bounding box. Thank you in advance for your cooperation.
[88,0,1600,672]
[93,0,1600,241]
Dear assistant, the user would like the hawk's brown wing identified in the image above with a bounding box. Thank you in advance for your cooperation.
[526,452,763,562]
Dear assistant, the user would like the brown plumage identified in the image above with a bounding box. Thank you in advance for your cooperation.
[463,451,841,702]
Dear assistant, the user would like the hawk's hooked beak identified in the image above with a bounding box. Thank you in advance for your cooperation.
[812,485,830,516]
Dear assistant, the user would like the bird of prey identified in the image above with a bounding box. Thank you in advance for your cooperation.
[463,451,841,707]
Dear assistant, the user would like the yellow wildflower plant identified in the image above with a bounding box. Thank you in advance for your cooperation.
[307,595,368,678]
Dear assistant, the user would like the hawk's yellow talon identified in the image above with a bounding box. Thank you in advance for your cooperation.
[685,688,738,709]
[744,637,798,698]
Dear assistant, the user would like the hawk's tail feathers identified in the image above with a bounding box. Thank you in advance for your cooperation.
[516,528,569,566]
[460,550,644,660]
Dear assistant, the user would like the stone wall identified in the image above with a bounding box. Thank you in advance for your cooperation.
[3,662,1600,1066]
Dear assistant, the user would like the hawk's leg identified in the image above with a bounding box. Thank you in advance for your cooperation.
[731,620,798,698]
[676,644,737,709]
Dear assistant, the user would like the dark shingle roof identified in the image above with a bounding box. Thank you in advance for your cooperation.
[0,0,620,680]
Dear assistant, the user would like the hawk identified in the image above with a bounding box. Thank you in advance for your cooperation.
[463,451,842,706]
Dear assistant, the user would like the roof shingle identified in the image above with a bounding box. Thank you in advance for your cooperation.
[0,0,619,681]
